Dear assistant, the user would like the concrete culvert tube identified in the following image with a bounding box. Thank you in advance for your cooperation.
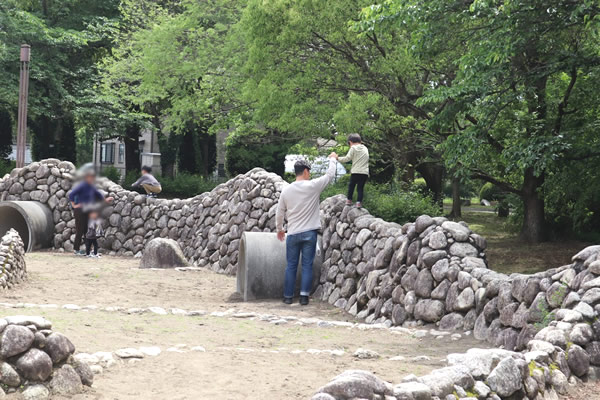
[0,201,54,252]
[237,232,322,301]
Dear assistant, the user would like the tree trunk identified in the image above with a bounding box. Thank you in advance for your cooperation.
[417,163,444,209]
[520,167,546,243]
[449,177,461,218]
[125,123,141,173]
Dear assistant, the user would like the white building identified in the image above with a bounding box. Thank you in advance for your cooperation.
[92,129,161,178]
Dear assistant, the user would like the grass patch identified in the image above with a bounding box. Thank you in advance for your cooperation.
[457,212,590,274]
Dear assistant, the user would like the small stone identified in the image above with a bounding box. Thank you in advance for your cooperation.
[115,348,145,359]
[353,348,380,359]
[487,357,523,397]
[44,332,75,363]
[0,361,21,387]
[15,348,53,381]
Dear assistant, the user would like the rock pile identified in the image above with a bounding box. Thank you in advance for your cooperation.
[0,160,286,274]
[315,195,490,329]
[313,209,600,399]
[0,228,26,289]
[0,316,92,398]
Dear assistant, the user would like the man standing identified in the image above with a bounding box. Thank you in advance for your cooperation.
[276,153,338,305]
[69,164,113,255]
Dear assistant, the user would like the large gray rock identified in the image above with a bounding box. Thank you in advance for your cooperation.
[567,344,590,377]
[441,221,470,241]
[15,348,53,381]
[393,381,432,400]
[0,361,21,387]
[486,356,523,397]
[414,300,444,322]
[44,332,75,363]
[49,364,83,395]
[0,324,35,358]
[139,238,190,269]
[22,384,50,400]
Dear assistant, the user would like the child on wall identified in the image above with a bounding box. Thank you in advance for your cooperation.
[85,211,104,258]
[336,134,369,208]
[132,166,162,198]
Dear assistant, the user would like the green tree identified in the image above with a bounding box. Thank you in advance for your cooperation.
[0,110,12,160]
[362,0,600,242]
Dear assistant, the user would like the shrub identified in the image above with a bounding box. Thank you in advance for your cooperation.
[158,173,221,198]
[322,177,440,224]
[479,182,504,201]
[101,166,122,184]
[0,160,15,177]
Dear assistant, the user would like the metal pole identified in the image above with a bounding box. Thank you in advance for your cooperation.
[16,45,30,168]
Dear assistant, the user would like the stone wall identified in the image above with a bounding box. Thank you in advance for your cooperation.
[312,194,600,399]
[0,159,286,274]
[0,229,26,289]
[315,195,491,329]
[0,316,92,398]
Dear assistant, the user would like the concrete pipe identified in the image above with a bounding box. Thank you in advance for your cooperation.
[237,232,322,301]
[0,201,54,252]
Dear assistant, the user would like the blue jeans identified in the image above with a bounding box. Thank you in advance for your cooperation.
[284,230,318,298]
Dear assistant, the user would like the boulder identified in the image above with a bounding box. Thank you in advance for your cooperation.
[44,332,75,363]
[486,356,523,397]
[49,364,83,395]
[0,324,35,358]
[139,238,190,269]
[15,348,53,381]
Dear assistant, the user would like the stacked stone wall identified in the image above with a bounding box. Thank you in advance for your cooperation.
[0,229,26,289]
[0,159,286,274]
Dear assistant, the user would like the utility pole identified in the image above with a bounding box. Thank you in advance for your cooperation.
[16,44,31,168]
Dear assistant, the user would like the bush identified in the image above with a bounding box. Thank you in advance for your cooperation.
[321,177,440,224]
[101,166,121,184]
[479,182,504,201]
[158,173,220,198]
[0,160,15,177]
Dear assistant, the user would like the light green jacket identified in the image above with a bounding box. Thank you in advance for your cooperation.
[338,144,369,175]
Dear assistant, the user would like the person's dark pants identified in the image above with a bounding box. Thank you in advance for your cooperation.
[73,208,89,251]
[85,238,98,255]
[347,173,368,203]
[284,230,318,299]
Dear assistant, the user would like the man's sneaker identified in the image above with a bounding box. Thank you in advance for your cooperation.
[345,200,353,206]
[74,250,85,256]
[356,202,362,208]
[283,297,293,305]
[95,254,102,258]
[299,296,309,306]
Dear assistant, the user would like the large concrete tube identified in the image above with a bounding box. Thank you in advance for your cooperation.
[0,201,54,252]
[237,232,322,301]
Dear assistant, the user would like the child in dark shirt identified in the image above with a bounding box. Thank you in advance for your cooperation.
[85,211,104,258]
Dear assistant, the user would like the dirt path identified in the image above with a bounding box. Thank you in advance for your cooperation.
[2,252,486,400]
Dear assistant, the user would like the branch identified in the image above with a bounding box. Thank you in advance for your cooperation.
[470,171,521,195]
[554,66,577,135]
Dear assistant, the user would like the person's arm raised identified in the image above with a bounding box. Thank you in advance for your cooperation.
[337,147,354,164]
[313,155,338,192]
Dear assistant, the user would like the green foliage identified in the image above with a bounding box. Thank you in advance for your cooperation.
[158,173,221,199]
[0,159,15,177]
[0,110,12,160]
[126,170,220,199]
[321,177,440,224]
[101,166,121,184]
[479,183,504,202]
[225,128,294,177]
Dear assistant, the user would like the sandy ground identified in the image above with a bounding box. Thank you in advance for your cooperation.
[2,252,486,400]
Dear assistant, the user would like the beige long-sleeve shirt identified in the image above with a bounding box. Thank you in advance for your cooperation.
[276,158,336,235]
[337,144,369,175]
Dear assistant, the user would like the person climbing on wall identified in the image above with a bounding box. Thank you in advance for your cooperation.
[334,133,369,208]
[276,153,338,305]
[68,164,113,256]
[131,166,162,198]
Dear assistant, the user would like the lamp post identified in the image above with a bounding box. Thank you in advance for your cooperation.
[16,44,30,168]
